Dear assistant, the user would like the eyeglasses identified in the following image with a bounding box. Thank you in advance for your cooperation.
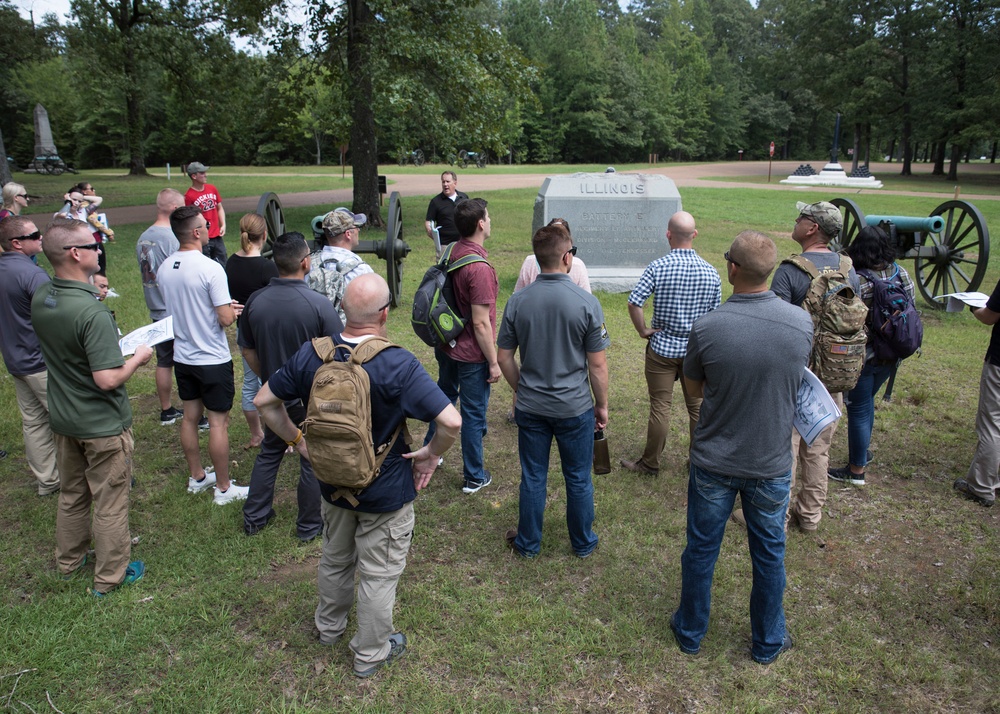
[724,251,740,267]
[564,245,578,258]
[796,214,817,225]
[63,242,103,251]
[378,299,392,312]
[16,193,28,199]
[13,231,41,241]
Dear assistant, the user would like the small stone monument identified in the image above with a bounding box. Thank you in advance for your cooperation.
[780,113,883,189]
[33,104,57,157]
[532,172,681,292]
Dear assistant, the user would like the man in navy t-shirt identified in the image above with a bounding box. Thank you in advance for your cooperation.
[254,274,460,678]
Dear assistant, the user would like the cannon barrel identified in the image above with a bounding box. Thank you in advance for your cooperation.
[865,214,945,234]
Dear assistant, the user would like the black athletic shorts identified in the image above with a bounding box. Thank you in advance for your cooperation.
[174,361,235,413]
[155,340,174,369]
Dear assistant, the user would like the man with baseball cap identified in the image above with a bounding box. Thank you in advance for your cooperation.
[184,161,227,266]
[306,208,374,323]
[766,200,859,540]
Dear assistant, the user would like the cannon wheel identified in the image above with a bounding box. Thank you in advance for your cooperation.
[829,198,866,253]
[386,191,404,307]
[414,150,425,167]
[913,200,991,309]
[256,192,286,258]
[476,153,486,169]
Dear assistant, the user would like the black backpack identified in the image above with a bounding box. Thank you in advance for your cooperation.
[859,267,923,361]
[411,243,488,348]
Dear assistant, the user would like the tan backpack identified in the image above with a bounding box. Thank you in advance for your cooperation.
[301,336,409,507]
[784,254,868,393]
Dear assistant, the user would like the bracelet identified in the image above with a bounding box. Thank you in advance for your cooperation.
[285,429,303,447]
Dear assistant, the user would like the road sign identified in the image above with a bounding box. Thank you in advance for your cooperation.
[769,142,775,157]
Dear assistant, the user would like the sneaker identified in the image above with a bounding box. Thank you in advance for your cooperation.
[953,479,995,507]
[620,457,658,476]
[214,483,250,505]
[753,633,793,664]
[354,632,407,678]
[669,614,700,655]
[62,549,96,580]
[91,560,145,597]
[462,471,492,494]
[437,456,444,467]
[198,416,210,431]
[187,468,217,494]
[828,466,865,486]
[160,406,184,425]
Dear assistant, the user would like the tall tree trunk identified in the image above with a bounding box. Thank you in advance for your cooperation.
[864,123,871,169]
[0,128,12,187]
[886,137,895,163]
[991,140,997,163]
[124,34,148,176]
[946,142,961,181]
[933,141,946,175]
[347,0,382,225]
[899,53,911,175]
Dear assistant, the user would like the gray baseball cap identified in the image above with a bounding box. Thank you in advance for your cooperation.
[186,161,210,175]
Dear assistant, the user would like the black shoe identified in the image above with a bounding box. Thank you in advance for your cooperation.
[245,511,276,536]
[953,479,995,507]
[866,449,874,463]
[753,633,793,664]
[160,406,184,425]
[462,471,492,494]
[198,416,210,431]
[353,632,407,678]
[829,466,865,486]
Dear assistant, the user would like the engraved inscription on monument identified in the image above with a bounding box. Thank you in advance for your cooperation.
[533,173,682,292]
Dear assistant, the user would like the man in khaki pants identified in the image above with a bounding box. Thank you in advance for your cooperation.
[32,218,152,596]
[0,217,60,496]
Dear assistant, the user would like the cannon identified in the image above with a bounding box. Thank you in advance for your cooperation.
[255,191,411,308]
[828,198,990,309]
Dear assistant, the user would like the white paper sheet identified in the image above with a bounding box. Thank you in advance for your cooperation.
[936,292,989,312]
[119,316,173,356]
[794,367,841,446]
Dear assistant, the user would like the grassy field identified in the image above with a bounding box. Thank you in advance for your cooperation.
[704,167,1000,195]
[2,181,1000,712]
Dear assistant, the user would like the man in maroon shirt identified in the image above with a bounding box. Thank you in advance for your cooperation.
[424,198,499,493]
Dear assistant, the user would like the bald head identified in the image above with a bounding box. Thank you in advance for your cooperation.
[667,211,697,248]
[156,188,185,216]
[728,230,777,286]
[342,273,391,328]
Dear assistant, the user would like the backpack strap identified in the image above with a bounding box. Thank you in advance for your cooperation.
[837,254,854,276]
[783,254,819,279]
[329,419,407,508]
[311,336,338,362]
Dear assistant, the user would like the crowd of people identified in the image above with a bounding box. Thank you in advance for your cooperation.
[2,168,999,675]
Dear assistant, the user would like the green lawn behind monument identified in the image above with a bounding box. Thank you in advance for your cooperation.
[2,181,999,712]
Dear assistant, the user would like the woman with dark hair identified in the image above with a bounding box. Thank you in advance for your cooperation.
[829,225,915,486]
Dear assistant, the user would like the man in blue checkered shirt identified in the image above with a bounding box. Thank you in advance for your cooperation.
[622,211,721,475]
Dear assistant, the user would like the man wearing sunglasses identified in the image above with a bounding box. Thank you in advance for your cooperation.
[31,217,153,596]
[0,217,61,496]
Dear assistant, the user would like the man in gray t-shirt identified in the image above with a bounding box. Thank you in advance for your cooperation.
[672,231,812,665]
[770,200,856,534]
[497,223,610,559]
[136,188,185,423]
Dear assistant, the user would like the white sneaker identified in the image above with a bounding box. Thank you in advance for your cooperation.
[187,468,217,494]
[214,483,250,505]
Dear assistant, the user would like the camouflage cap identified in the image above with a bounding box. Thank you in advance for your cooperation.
[796,201,843,238]
[322,207,367,236]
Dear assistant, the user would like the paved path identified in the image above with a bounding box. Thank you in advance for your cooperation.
[28,161,998,227]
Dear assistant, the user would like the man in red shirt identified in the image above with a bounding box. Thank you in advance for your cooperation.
[425,198,499,494]
[184,161,227,266]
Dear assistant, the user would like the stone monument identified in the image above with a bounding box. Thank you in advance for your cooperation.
[33,104,57,157]
[532,172,681,292]
[780,113,883,189]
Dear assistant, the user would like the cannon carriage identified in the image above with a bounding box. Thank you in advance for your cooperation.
[254,191,411,308]
[829,198,990,308]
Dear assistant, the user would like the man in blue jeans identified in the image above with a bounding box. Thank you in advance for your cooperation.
[424,198,500,493]
[673,231,812,663]
[497,222,610,558]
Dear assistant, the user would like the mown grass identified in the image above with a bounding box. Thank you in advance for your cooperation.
[1,182,999,712]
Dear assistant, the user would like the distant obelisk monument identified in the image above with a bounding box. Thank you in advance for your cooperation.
[781,113,883,189]
[33,104,58,157]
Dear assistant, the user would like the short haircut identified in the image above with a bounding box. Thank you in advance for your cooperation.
[95,269,108,279]
[271,232,308,275]
[453,197,488,239]
[847,225,896,272]
[2,182,26,208]
[441,171,457,182]
[170,205,204,242]
[41,217,92,264]
[547,217,572,236]
[156,188,184,213]
[532,224,572,271]
[0,216,36,251]
[729,230,777,283]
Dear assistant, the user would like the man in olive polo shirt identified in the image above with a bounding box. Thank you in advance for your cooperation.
[32,217,153,596]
